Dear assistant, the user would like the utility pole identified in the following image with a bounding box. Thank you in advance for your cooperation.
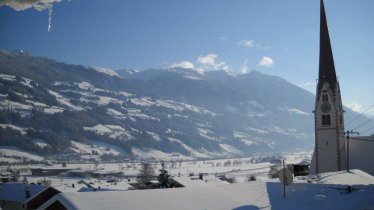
[283,159,286,198]
[345,130,359,172]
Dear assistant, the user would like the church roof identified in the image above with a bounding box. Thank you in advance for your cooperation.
[318,0,337,93]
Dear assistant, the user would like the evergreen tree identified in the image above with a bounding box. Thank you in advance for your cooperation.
[158,162,172,188]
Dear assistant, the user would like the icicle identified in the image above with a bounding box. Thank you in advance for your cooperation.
[47,4,53,32]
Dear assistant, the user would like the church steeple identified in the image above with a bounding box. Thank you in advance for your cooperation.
[318,0,337,93]
[311,0,346,174]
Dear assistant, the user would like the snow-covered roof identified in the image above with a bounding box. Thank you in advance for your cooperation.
[38,170,374,210]
[173,175,228,188]
[0,182,47,203]
[315,169,374,185]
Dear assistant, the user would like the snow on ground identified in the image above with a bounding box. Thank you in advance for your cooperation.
[0,146,44,161]
[146,131,162,142]
[183,75,203,80]
[131,147,186,160]
[76,82,95,91]
[168,138,209,158]
[48,89,84,111]
[91,67,119,77]
[25,99,48,107]
[127,108,160,121]
[315,169,374,185]
[0,73,16,81]
[219,144,242,155]
[106,108,125,119]
[246,127,270,134]
[130,97,155,107]
[20,77,34,88]
[43,106,65,114]
[0,124,27,135]
[0,100,31,110]
[197,128,218,141]
[37,169,374,210]
[33,139,49,148]
[287,107,310,116]
[70,140,124,156]
[83,124,134,140]
[97,96,122,105]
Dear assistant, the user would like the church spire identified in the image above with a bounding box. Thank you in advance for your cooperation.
[318,0,337,93]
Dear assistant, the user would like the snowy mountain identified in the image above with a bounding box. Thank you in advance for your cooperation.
[0,50,371,162]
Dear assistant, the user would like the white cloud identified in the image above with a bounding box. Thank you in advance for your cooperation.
[197,54,217,66]
[196,54,230,71]
[346,102,363,112]
[0,0,64,31]
[238,40,255,48]
[171,61,195,69]
[258,56,274,67]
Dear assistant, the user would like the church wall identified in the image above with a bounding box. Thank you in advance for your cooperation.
[350,138,374,175]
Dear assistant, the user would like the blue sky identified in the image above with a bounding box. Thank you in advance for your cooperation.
[0,0,373,115]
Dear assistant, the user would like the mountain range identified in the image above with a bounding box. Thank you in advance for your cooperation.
[0,50,370,162]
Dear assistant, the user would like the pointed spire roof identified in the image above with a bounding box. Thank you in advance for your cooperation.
[318,0,337,93]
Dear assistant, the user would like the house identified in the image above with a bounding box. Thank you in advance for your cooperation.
[0,182,60,210]
[31,168,72,176]
[292,164,310,177]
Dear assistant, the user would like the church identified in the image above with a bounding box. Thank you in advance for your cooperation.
[311,0,346,174]
[311,0,374,175]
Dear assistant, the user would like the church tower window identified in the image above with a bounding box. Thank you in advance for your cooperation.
[322,115,331,126]
[322,94,328,102]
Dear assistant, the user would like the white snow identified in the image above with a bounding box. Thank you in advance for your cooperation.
[130,97,155,107]
[20,77,34,88]
[37,169,374,210]
[247,127,270,134]
[48,89,84,111]
[33,139,49,148]
[106,108,125,119]
[26,99,48,107]
[127,108,160,121]
[92,67,119,77]
[288,107,310,116]
[146,131,162,142]
[315,169,374,185]
[219,144,242,154]
[0,146,44,161]
[131,148,179,160]
[183,75,203,80]
[43,106,65,114]
[70,140,124,157]
[168,137,209,158]
[76,82,95,91]
[0,73,16,81]
[0,124,27,135]
[83,124,134,140]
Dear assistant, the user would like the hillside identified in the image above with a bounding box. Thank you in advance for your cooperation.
[1,50,370,162]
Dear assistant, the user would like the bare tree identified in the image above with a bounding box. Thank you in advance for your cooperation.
[136,162,155,185]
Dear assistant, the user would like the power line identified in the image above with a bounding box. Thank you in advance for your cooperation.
[352,119,372,131]
[350,137,374,143]
[345,103,374,127]
[360,126,374,135]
